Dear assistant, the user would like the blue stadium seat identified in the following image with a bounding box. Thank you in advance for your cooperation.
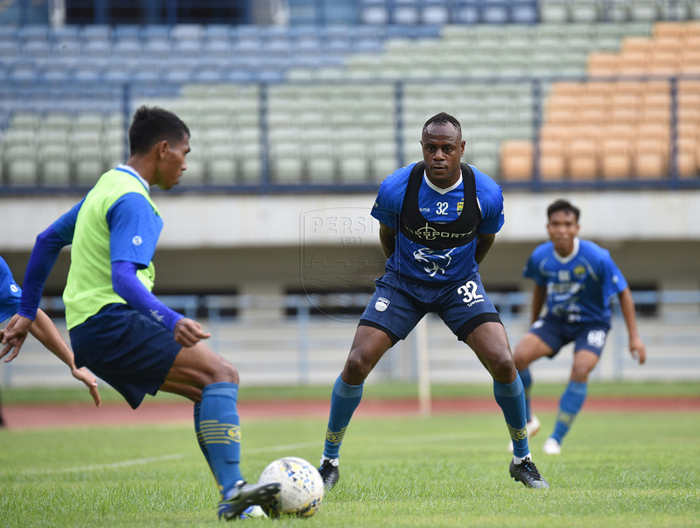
[235,26,261,39]
[141,25,170,42]
[173,39,202,59]
[19,25,49,43]
[204,24,231,42]
[8,59,38,82]
[114,25,141,42]
[202,40,231,59]
[82,40,111,59]
[113,39,142,58]
[71,59,103,82]
[143,39,171,59]
[170,24,203,41]
[22,41,51,58]
[0,27,17,43]
[222,69,255,82]
[0,41,20,60]
[39,61,72,82]
[81,25,112,42]
[50,26,80,44]
[102,58,135,83]
[263,39,291,56]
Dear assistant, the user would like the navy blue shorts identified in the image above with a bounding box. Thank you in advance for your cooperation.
[359,271,501,344]
[529,314,610,358]
[69,304,182,409]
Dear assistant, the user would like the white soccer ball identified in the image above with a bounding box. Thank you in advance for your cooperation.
[257,456,324,517]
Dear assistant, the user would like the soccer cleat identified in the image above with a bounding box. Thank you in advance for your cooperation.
[508,415,542,453]
[318,458,340,490]
[217,480,281,521]
[239,506,268,520]
[509,457,550,489]
[542,437,562,455]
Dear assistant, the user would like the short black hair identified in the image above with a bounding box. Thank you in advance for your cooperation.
[423,112,461,134]
[547,199,580,222]
[128,106,190,156]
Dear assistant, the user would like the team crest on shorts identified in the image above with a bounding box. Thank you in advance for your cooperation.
[375,297,390,312]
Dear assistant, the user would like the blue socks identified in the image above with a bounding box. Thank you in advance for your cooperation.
[552,381,588,444]
[194,402,215,481]
[518,368,533,422]
[199,382,243,495]
[494,377,529,458]
[323,375,363,459]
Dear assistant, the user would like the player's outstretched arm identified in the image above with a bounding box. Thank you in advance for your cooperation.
[474,233,496,264]
[1,310,101,406]
[618,287,647,365]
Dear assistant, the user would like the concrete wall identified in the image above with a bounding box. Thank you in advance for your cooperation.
[2,190,699,296]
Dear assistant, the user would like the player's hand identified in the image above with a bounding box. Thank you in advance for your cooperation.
[629,336,647,365]
[71,366,102,407]
[174,318,211,348]
[0,314,33,363]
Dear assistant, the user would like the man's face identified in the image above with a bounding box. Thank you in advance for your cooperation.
[155,135,190,190]
[421,123,465,188]
[547,210,580,252]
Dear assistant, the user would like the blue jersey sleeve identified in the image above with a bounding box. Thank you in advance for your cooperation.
[106,193,163,269]
[370,165,412,229]
[472,166,505,234]
[0,257,22,322]
[523,248,548,287]
[599,251,628,297]
[52,197,85,244]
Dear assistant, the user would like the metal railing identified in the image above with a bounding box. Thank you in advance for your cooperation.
[1,290,698,388]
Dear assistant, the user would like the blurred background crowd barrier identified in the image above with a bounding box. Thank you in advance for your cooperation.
[2,291,698,388]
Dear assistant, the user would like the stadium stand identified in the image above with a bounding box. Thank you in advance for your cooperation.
[2,1,700,189]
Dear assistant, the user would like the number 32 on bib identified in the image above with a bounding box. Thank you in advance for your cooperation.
[458,281,484,306]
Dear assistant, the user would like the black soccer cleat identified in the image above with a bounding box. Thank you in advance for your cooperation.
[217,480,281,521]
[509,458,550,489]
[318,459,340,490]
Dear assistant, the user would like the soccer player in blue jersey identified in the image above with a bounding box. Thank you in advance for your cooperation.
[0,106,280,520]
[317,113,549,490]
[511,199,647,455]
[0,255,101,425]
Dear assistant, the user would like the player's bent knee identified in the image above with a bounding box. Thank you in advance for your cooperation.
[489,353,517,383]
[343,355,372,383]
[213,357,239,385]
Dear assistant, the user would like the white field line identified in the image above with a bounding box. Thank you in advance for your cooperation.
[19,454,184,476]
[16,433,483,477]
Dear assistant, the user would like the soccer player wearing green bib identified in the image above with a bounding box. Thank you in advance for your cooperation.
[1,107,280,520]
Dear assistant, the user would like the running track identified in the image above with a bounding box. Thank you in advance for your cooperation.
[3,396,699,430]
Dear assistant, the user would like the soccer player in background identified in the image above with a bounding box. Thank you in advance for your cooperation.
[0,255,101,425]
[317,113,550,490]
[0,106,280,520]
[510,199,647,455]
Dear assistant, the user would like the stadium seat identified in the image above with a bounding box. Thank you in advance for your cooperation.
[635,138,667,178]
[601,138,632,179]
[500,141,533,180]
[540,139,566,180]
[569,138,598,179]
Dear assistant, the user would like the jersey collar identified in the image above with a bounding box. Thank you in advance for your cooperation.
[552,237,580,264]
[116,164,150,193]
[423,169,463,195]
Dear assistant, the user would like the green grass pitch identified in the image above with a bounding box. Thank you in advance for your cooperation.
[1,410,698,527]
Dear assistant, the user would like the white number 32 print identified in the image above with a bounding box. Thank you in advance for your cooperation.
[458,281,483,303]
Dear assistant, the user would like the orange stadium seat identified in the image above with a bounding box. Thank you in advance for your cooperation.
[539,139,566,180]
[635,138,667,178]
[622,37,655,55]
[586,82,616,96]
[568,138,598,179]
[601,138,632,179]
[618,52,651,76]
[547,106,576,125]
[677,138,698,178]
[605,124,636,141]
[654,36,683,54]
[588,53,619,77]
[654,22,687,39]
[500,141,533,180]
[551,82,586,97]
[540,124,571,142]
